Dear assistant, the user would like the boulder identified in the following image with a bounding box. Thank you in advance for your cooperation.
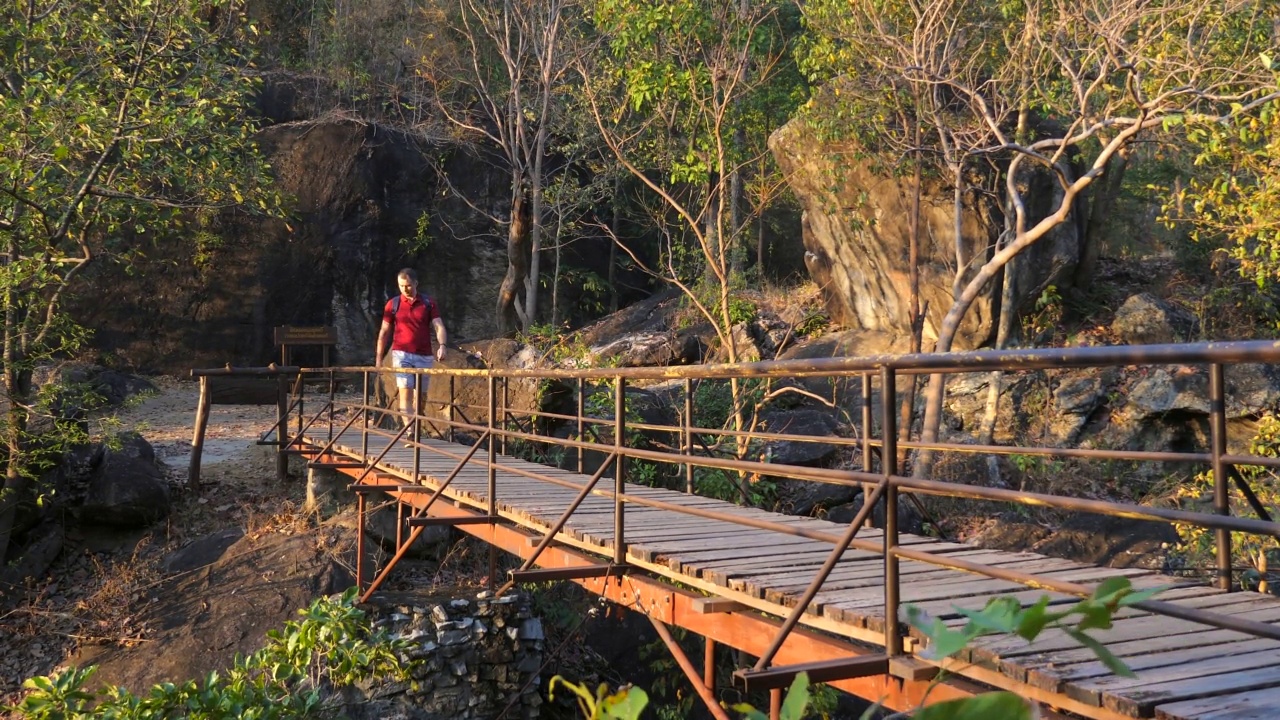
[771,113,1081,350]
[1110,293,1199,345]
[80,435,170,528]
[590,331,706,367]
[757,409,853,516]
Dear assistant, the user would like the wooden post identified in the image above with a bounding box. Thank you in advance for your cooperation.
[276,373,289,482]
[188,376,211,492]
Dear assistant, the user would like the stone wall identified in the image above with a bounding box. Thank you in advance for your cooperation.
[347,590,545,720]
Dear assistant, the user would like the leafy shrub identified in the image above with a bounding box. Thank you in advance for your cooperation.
[6,588,414,719]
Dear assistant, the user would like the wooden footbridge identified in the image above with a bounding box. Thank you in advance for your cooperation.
[192,340,1280,720]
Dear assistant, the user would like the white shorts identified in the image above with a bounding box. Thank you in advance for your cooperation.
[391,350,434,390]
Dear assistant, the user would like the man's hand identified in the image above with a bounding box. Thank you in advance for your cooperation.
[436,346,447,361]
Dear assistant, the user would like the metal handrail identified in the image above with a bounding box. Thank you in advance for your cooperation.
[200,338,1280,670]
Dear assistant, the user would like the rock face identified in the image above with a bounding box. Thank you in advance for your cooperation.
[769,117,1083,350]
[72,75,628,375]
[74,119,506,374]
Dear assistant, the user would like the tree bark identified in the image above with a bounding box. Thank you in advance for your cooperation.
[496,189,531,336]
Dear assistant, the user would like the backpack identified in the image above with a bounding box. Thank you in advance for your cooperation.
[390,294,435,320]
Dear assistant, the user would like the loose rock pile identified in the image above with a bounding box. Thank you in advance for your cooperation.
[348,591,545,720]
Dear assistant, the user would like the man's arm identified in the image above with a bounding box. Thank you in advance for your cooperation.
[432,317,448,360]
[375,320,393,366]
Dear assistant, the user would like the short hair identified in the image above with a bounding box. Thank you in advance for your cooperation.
[397,268,418,282]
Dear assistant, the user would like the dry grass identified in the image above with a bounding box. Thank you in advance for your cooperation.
[71,540,165,648]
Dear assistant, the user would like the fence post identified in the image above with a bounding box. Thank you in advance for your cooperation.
[189,375,211,492]
[327,369,335,442]
[1210,362,1232,591]
[276,373,289,482]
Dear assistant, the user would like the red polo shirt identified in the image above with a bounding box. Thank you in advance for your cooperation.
[383,294,438,356]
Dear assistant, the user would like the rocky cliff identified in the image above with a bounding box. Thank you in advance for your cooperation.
[769,116,1084,350]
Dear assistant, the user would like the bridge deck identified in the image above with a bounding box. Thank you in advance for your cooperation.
[308,428,1280,720]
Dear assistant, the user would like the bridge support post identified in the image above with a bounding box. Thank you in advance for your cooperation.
[704,637,716,691]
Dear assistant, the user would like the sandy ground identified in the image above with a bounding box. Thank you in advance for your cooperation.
[112,377,281,472]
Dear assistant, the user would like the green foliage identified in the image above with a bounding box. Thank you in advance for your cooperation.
[1022,286,1064,344]
[1171,101,1280,290]
[6,588,413,719]
[796,312,830,338]
[0,0,278,505]
[550,677,650,720]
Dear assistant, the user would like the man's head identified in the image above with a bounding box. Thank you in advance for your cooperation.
[397,268,419,298]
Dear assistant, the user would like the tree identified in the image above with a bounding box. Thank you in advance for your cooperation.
[0,0,275,565]
[415,0,584,336]
[577,0,806,492]
[799,0,1280,472]
[1173,95,1280,290]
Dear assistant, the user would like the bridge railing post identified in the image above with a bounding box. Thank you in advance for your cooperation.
[881,365,902,655]
[448,376,456,443]
[413,376,422,481]
[501,377,509,456]
[488,373,498,589]
[488,374,498,511]
[1210,362,1232,591]
[327,368,335,443]
[685,378,694,494]
[577,378,586,474]
[615,375,627,565]
[361,369,370,460]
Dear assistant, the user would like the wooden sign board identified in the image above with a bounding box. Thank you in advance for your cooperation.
[273,325,337,346]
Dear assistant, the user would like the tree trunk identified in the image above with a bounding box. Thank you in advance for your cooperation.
[899,119,924,462]
[1074,151,1128,286]
[609,176,621,313]
[524,125,549,325]
[496,189,531,336]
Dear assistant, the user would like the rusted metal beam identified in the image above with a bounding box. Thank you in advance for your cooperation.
[734,655,891,693]
[308,462,367,469]
[693,598,744,614]
[407,516,496,527]
[508,565,628,583]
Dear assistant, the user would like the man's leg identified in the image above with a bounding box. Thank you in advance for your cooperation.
[398,386,414,428]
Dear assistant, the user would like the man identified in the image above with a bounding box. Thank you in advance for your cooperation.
[375,268,447,427]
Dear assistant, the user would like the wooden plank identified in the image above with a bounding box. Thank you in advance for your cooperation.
[1104,662,1280,717]
[988,600,1280,669]
[1036,637,1280,696]
[1155,684,1280,720]
[1067,645,1280,706]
